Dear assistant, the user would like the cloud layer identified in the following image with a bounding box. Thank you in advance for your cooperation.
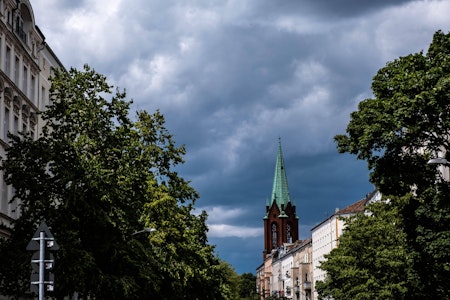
[31,0,450,273]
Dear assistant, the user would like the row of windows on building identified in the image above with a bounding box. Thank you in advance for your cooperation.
[1,90,39,141]
[2,42,42,107]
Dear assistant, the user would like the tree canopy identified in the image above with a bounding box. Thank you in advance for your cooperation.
[324,30,450,299]
[0,65,229,299]
[316,201,408,300]
[335,30,450,195]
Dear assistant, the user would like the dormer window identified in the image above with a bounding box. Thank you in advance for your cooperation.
[15,14,26,43]
[15,2,33,46]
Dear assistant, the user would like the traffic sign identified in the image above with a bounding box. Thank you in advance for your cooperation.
[26,221,59,251]
[27,221,59,299]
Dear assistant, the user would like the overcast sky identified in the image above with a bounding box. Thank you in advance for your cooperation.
[31,0,450,274]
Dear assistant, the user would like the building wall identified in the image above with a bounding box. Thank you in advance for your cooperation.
[293,240,312,300]
[311,215,343,299]
[310,191,381,299]
[263,256,273,299]
[0,0,64,236]
[280,252,294,299]
[257,255,273,300]
[271,257,281,298]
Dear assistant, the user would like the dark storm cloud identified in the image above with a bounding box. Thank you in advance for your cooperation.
[252,0,417,18]
[31,0,450,273]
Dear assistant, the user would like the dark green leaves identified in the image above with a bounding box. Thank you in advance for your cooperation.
[0,65,228,299]
[332,30,450,299]
[317,202,408,300]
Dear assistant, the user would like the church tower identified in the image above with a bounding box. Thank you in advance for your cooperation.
[263,140,299,259]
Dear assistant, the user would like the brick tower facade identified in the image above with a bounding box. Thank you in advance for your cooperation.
[263,140,299,259]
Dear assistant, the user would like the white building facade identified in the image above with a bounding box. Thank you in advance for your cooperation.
[311,190,381,299]
[0,0,64,236]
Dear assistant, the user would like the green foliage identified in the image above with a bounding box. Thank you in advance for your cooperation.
[317,201,408,300]
[217,260,241,300]
[0,65,229,299]
[398,185,450,299]
[238,272,257,299]
[335,30,450,195]
[334,30,450,299]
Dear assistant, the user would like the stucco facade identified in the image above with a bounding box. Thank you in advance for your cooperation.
[292,239,312,300]
[0,0,64,236]
[311,190,381,299]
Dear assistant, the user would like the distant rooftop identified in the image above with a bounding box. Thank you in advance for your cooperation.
[335,198,367,215]
[310,190,379,231]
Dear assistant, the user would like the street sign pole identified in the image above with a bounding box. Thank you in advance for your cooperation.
[39,231,45,300]
[27,221,59,298]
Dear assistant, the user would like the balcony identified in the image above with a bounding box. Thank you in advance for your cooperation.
[303,281,311,290]
[15,27,27,44]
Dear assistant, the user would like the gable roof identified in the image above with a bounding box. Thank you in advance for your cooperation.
[311,190,379,231]
[335,198,367,215]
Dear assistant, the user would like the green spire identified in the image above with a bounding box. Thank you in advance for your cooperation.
[270,139,291,210]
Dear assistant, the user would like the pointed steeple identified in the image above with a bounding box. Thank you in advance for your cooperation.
[262,139,299,259]
[270,138,291,210]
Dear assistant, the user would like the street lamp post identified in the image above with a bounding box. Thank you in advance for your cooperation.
[131,228,157,236]
[427,157,450,165]
[427,157,450,182]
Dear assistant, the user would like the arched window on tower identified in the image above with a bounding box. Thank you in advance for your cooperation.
[272,223,277,249]
[287,223,292,243]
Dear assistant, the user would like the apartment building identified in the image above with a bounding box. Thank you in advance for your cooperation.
[291,239,312,300]
[311,190,381,299]
[256,254,273,299]
[257,239,313,300]
[0,0,64,236]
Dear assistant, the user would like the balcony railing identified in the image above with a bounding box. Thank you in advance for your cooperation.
[15,27,27,44]
[303,281,311,290]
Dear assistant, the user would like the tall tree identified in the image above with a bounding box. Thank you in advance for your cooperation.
[316,201,408,300]
[334,30,450,299]
[238,272,257,299]
[0,65,228,299]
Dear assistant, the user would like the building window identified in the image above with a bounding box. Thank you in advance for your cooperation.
[40,86,46,110]
[3,107,9,139]
[14,56,19,84]
[14,115,19,134]
[31,75,36,103]
[287,223,292,243]
[5,46,10,75]
[15,14,26,44]
[1,178,7,214]
[272,223,278,249]
[23,66,28,94]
